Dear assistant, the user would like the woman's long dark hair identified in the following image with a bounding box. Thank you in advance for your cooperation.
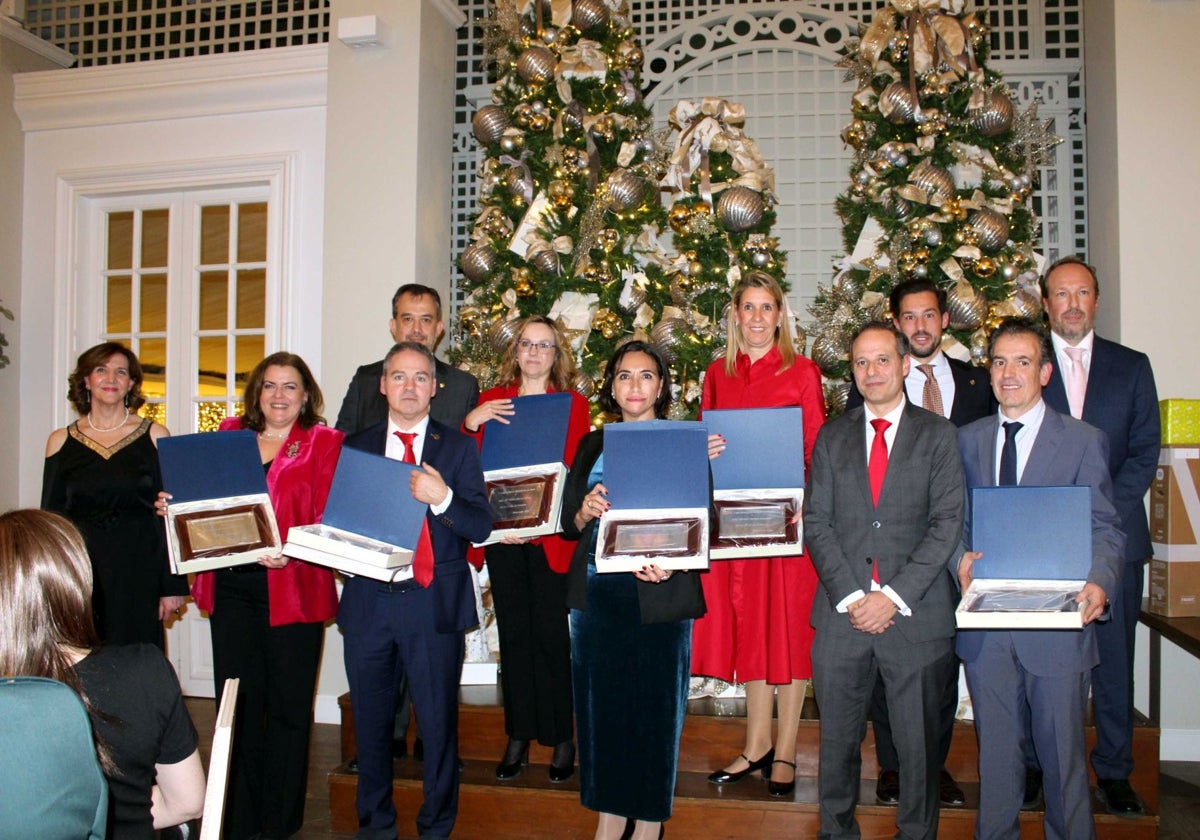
[598,340,673,419]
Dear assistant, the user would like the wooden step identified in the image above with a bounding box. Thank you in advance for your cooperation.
[336,687,1161,810]
[331,688,1160,839]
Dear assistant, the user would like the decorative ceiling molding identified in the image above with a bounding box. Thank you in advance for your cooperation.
[14,42,327,132]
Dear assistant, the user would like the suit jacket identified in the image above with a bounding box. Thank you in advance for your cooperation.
[559,429,706,624]
[191,419,343,626]
[805,401,964,643]
[847,354,994,427]
[952,406,1125,675]
[339,418,494,634]
[334,357,480,434]
[1044,335,1159,564]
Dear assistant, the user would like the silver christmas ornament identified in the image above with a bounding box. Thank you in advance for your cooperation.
[970,208,1010,253]
[528,247,561,276]
[606,170,646,211]
[649,318,685,364]
[879,81,918,125]
[459,241,498,283]
[810,335,845,376]
[946,282,988,331]
[472,105,511,147]
[909,161,956,202]
[571,0,609,33]
[969,90,1015,137]
[489,317,523,354]
[716,187,766,232]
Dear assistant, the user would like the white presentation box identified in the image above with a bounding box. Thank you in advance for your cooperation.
[711,488,805,560]
[595,506,710,573]
[474,462,569,547]
[956,578,1087,629]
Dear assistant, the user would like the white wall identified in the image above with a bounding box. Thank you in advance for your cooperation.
[1086,0,1200,760]
[0,17,71,510]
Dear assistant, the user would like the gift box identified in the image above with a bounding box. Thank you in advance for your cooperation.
[158,430,279,574]
[283,447,426,582]
[596,421,710,572]
[956,485,1092,629]
[473,392,572,547]
[704,407,805,560]
[1160,399,1200,446]
[1148,445,1200,615]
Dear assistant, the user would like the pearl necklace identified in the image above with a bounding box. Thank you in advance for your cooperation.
[258,429,289,440]
[87,408,130,433]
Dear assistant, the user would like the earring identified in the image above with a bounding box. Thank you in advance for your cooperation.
[124,393,130,408]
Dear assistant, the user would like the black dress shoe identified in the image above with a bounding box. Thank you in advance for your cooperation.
[875,769,900,805]
[413,737,424,761]
[1096,778,1144,816]
[548,740,576,783]
[495,738,529,780]
[391,738,408,759]
[768,760,796,797]
[347,756,359,774]
[1021,768,1043,810]
[618,819,634,840]
[939,769,965,806]
[707,748,775,784]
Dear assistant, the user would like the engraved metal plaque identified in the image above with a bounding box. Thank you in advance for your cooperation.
[717,503,788,540]
[487,474,556,530]
[173,502,275,561]
[602,517,701,559]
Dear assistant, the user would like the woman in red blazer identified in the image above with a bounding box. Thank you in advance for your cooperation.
[463,315,591,783]
[190,351,343,840]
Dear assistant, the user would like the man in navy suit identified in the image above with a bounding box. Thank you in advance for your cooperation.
[1038,256,1159,816]
[339,341,493,840]
[953,319,1124,840]
[847,279,993,806]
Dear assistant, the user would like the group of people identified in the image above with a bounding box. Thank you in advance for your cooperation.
[1,257,1157,840]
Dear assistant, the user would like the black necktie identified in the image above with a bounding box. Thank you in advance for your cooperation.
[999,421,1023,486]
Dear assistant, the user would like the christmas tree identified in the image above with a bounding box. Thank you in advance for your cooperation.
[452,1,787,419]
[807,0,1061,411]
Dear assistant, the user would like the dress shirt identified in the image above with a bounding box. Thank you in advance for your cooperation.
[904,350,956,418]
[992,399,1047,485]
[386,414,453,516]
[837,399,912,617]
[1050,329,1094,382]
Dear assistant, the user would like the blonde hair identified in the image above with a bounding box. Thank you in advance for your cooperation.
[497,315,578,394]
[723,271,796,376]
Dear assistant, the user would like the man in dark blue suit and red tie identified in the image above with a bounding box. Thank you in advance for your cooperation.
[1039,256,1159,816]
[339,341,493,840]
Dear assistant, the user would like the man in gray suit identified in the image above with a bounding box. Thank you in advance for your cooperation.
[806,322,965,840]
[953,318,1124,840]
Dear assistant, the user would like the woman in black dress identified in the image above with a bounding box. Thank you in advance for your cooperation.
[560,341,706,840]
[42,342,188,648]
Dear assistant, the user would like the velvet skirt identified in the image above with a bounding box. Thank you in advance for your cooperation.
[570,559,692,822]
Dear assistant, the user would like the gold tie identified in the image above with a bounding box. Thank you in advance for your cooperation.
[918,364,945,417]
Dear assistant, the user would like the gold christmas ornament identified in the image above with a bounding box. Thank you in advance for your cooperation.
[669,275,693,305]
[548,179,574,210]
[974,256,997,278]
[616,40,643,68]
[716,186,766,232]
[970,329,990,364]
[598,228,620,251]
[668,204,693,233]
[516,46,557,85]
[946,281,988,331]
[514,272,536,297]
[472,105,511,146]
[528,112,552,132]
[460,241,498,283]
[879,81,918,125]
[571,0,609,33]
[969,89,1015,137]
[970,208,1010,253]
[592,115,616,142]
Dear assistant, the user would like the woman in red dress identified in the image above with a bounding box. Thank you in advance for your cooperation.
[463,315,592,783]
[693,271,826,798]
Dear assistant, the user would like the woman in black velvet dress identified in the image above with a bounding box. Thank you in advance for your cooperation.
[42,342,188,648]
[559,341,706,840]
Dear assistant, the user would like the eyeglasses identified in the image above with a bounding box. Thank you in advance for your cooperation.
[517,340,557,353]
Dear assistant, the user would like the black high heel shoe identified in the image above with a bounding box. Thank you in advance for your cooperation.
[707,748,775,784]
[767,759,797,797]
[495,738,529,780]
[548,740,576,783]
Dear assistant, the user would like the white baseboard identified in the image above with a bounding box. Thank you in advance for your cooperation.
[1160,728,1200,761]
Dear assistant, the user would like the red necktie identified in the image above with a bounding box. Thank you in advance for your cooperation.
[868,418,891,507]
[395,431,435,587]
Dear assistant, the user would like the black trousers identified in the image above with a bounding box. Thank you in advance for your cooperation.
[487,542,573,745]
[211,568,325,840]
